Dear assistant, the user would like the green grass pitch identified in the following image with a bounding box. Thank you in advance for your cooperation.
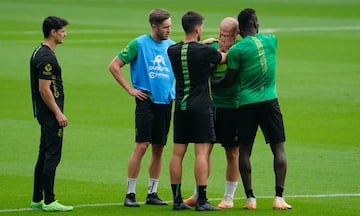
[0,0,359,215]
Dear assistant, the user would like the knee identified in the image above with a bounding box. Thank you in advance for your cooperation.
[275,152,287,165]
[134,142,149,154]
[226,148,239,161]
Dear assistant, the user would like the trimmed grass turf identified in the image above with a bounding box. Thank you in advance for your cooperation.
[1,0,360,215]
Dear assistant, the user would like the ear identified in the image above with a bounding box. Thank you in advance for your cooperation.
[194,26,199,34]
[50,29,57,37]
[195,25,202,34]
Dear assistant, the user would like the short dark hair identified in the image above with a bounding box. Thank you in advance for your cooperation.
[238,8,257,32]
[148,8,171,26]
[181,11,204,34]
[42,16,69,38]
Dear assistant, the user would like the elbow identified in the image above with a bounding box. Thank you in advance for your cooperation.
[108,63,114,74]
[108,63,118,77]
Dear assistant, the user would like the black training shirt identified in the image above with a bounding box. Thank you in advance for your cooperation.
[30,44,64,117]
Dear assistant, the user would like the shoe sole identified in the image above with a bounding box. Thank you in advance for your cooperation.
[124,203,140,207]
[195,207,221,211]
[145,202,168,205]
[218,204,233,208]
[217,202,233,209]
[243,205,256,210]
[273,206,292,210]
[42,207,73,212]
[173,204,191,210]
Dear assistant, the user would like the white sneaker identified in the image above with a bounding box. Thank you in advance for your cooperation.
[217,196,233,208]
[183,193,197,206]
[273,196,292,210]
[243,197,256,210]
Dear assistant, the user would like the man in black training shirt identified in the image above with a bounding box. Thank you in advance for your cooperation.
[30,16,73,212]
[168,11,226,211]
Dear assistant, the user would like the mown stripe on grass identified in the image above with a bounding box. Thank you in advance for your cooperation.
[0,25,360,36]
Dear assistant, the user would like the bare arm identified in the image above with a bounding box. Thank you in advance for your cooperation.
[108,56,147,100]
[202,37,218,44]
[39,79,68,127]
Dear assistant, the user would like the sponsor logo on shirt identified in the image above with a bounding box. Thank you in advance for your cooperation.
[148,55,171,79]
[42,63,52,75]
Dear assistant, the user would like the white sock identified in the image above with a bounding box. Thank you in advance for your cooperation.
[148,178,159,194]
[224,180,238,199]
[127,178,137,194]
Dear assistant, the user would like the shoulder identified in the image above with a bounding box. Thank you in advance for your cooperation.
[209,41,219,49]
[192,42,216,50]
[135,34,148,41]
[161,39,176,47]
[166,38,176,45]
[257,33,277,41]
[168,42,182,49]
[133,34,148,45]
[35,45,55,61]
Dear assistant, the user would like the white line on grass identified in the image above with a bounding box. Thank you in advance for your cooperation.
[260,26,360,33]
[1,193,359,213]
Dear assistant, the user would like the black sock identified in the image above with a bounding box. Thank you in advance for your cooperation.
[171,184,182,203]
[275,186,284,197]
[197,185,207,204]
[245,189,255,198]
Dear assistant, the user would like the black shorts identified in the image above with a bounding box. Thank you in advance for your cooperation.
[135,98,172,145]
[214,107,239,148]
[237,99,285,145]
[173,107,216,144]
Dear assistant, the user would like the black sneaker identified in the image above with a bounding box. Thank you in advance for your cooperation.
[145,193,168,205]
[173,201,191,210]
[195,201,221,211]
[124,193,140,207]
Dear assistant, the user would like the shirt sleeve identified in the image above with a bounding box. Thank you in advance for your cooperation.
[117,39,138,64]
[227,47,240,70]
[207,45,222,65]
[37,54,56,80]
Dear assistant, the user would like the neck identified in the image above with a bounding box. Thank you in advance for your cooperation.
[150,32,162,42]
[183,33,198,43]
[241,29,257,38]
[43,38,56,51]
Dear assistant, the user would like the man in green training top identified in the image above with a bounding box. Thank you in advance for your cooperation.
[212,8,292,210]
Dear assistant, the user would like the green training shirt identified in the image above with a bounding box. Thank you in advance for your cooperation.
[210,41,241,108]
[227,34,278,105]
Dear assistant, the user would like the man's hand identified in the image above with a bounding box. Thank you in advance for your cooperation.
[55,112,68,127]
[202,38,218,44]
[128,88,148,101]
[218,32,236,52]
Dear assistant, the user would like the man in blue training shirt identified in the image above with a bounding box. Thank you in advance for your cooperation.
[108,8,175,207]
